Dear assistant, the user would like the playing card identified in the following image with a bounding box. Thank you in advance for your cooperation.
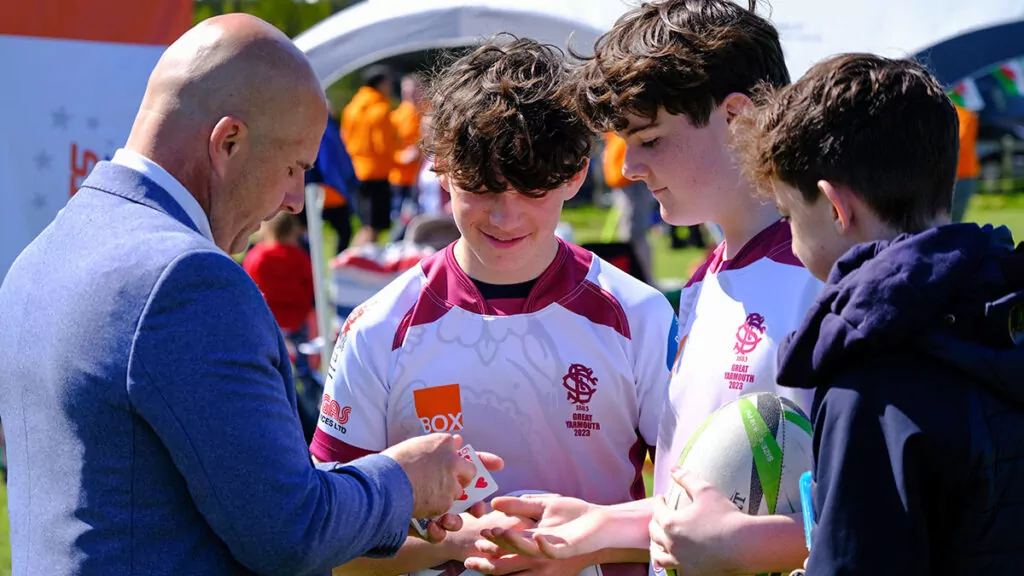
[448,444,498,515]
[409,444,498,539]
[410,516,432,539]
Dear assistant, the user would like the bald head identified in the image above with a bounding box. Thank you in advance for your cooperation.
[132,14,322,146]
[127,14,327,254]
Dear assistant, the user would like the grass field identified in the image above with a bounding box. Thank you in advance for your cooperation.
[0,193,1020,572]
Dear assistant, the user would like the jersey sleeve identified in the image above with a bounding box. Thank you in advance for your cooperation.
[310,303,392,463]
[633,295,678,452]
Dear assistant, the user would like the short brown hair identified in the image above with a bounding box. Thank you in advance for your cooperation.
[571,0,789,132]
[422,35,592,198]
[263,211,303,242]
[733,53,958,232]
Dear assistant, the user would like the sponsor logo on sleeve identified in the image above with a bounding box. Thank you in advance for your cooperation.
[319,393,352,434]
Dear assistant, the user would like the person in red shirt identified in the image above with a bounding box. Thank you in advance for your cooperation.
[243,211,321,441]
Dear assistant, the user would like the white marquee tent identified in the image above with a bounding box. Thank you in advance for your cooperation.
[295,0,1024,367]
[296,0,1024,87]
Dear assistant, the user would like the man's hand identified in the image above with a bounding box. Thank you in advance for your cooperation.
[648,470,749,574]
[382,434,503,542]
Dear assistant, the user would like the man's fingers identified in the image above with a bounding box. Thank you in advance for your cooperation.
[425,521,449,543]
[455,456,476,487]
[491,496,545,521]
[437,513,462,532]
[477,452,504,472]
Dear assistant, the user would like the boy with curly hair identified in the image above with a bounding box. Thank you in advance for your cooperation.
[313,35,677,576]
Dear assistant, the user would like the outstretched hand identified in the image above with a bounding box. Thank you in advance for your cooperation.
[474,493,603,559]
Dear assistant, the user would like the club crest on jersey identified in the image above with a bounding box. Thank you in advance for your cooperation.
[562,363,598,405]
[734,313,767,355]
[320,393,352,433]
[563,364,602,438]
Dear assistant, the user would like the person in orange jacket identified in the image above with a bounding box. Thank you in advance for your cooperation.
[342,65,398,245]
[603,132,656,280]
[952,103,980,223]
[390,75,425,228]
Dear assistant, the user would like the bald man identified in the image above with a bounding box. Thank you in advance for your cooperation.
[0,15,494,576]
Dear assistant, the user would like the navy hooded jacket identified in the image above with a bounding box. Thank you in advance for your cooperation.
[777,224,1024,575]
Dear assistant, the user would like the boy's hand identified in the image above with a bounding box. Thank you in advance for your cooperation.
[474,494,603,559]
[464,552,598,575]
[648,470,747,574]
[443,509,537,562]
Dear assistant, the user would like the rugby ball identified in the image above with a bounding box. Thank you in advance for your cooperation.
[662,393,812,576]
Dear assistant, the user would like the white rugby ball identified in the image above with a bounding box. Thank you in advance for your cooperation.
[666,392,813,517]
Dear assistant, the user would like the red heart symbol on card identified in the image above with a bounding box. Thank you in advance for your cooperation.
[475,477,488,489]
[458,491,468,500]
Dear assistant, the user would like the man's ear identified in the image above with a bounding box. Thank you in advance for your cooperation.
[209,115,247,177]
[818,179,854,235]
[722,93,754,124]
[563,157,591,202]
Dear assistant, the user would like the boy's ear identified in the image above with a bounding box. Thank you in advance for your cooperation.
[562,157,591,202]
[818,180,854,235]
[722,93,754,123]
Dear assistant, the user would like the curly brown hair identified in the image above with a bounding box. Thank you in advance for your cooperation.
[421,35,592,198]
[731,53,958,233]
[570,0,788,133]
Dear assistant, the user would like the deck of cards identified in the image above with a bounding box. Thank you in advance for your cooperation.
[410,444,498,539]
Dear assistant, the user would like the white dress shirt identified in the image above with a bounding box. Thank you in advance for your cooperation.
[111,148,215,244]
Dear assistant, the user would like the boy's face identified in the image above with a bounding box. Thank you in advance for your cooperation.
[773,181,853,282]
[444,167,583,283]
[617,105,739,227]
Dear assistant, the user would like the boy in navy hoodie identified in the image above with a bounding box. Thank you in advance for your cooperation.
[733,53,1024,574]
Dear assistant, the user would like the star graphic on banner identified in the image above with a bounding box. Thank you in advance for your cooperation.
[52,107,70,130]
[31,193,47,210]
[34,150,52,171]
[86,117,99,130]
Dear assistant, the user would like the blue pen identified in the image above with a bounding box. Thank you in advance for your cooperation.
[799,470,815,551]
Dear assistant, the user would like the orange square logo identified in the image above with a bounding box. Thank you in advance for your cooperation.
[413,384,463,433]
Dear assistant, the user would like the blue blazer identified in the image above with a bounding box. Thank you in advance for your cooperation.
[0,162,413,575]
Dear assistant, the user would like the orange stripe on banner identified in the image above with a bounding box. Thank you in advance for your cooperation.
[1,1,193,46]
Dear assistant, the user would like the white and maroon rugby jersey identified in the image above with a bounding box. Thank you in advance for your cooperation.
[311,238,677,507]
[653,220,823,497]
